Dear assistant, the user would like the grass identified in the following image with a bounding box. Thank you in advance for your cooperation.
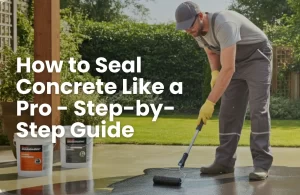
[94,114,300,147]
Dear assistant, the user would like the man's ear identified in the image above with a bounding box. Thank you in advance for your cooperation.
[198,12,203,19]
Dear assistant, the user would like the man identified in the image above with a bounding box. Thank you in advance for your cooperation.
[175,1,273,180]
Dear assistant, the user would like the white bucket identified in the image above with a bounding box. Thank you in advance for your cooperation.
[14,132,53,177]
[60,126,94,169]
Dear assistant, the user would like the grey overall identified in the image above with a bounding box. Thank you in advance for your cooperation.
[201,13,273,171]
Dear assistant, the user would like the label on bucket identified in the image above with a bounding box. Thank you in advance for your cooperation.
[20,145,43,171]
[66,138,87,163]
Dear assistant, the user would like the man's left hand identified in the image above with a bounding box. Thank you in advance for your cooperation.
[197,100,215,125]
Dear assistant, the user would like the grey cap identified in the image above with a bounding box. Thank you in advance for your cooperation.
[175,1,201,30]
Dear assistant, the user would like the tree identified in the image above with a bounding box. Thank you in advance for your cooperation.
[288,0,300,13]
[263,0,300,71]
[60,0,153,22]
[228,0,294,29]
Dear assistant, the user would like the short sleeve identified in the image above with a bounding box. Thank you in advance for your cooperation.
[216,22,241,49]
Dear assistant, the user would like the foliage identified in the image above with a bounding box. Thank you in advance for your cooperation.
[287,0,300,70]
[60,8,90,63]
[0,120,9,145]
[263,15,293,46]
[26,0,34,22]
[246,96,300,120]
[17,11,34,52]
[108,81,163,108]
[60,0,152,22]
[263,0,300,72]
[288,0,300,14]
[59,8,103,96]
[60,90,107,126]
[80,20,209,113]
[0,46,34,102]
[270,96,300,119]
[0,134,9,145]
[228,0,294,29]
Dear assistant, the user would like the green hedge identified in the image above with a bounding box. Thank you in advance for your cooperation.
[80,21,209,113]
[269,96,300,119]
[246,96,300,119]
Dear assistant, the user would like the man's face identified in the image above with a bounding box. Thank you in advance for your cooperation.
[185,15,204,37]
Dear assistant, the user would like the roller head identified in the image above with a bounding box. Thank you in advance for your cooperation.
[153,176,182,186]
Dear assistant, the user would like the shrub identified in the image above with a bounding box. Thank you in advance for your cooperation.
[0,46,34,102]
[80,20,209,113]
[60,89,107,126]
[17,11,34,52]
[0,135,9,146]
[246,96,300,119]
[269,96,300,119]
[108,81,163,107]
[0,121,9,145]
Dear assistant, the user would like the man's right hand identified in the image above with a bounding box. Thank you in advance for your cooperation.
[197,99,216,125]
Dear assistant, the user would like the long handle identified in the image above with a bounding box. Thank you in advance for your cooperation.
[178,121,204,168]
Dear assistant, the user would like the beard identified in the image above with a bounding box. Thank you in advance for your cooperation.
[197,20,205,36]
[190,19,205,37]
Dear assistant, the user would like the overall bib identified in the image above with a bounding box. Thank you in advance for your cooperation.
[200,13,273,171]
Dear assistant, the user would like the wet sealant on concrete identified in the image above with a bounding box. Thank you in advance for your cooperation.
[102,166,300,195]
[0,166,299,195]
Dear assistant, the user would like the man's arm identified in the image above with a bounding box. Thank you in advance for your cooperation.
[196,22,239,125]
[207,44,236,103]
[204,47,221,71]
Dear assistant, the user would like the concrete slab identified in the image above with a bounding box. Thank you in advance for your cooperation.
[0,144,299,194]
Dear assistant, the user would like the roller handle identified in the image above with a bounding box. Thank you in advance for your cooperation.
[178,121,204,168]
[196,120,204,131]
[178,152,188,168]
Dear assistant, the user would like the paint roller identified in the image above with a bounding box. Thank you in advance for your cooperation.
[153,121,204,187]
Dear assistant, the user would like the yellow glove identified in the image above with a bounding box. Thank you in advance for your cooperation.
[210,70,219,89]
[197,100,215,125]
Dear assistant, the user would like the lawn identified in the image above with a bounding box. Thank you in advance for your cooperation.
[94,114,300,147]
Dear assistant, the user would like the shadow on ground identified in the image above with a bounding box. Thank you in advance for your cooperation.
[0,161,17,169]
[0,166,299,195]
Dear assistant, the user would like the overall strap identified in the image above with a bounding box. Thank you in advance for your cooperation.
[198,34,210,48]
[211,12,220,47]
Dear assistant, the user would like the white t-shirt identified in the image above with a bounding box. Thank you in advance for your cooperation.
[195,11,268,50]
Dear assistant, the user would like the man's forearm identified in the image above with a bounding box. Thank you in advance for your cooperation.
[207,66,235,103]
[205,49,221,71]
[207,44,236,103]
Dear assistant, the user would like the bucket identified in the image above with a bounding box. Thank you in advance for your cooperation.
[13,133,53,177]
[60,126,94,169]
